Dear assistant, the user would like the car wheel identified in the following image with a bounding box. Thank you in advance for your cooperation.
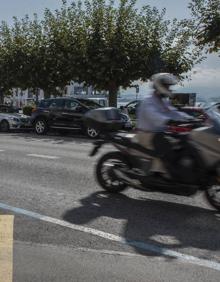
[86,127,99,139]
[34,118,48,135]
[0,120,10,132]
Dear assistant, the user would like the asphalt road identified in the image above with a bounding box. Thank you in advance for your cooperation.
[0,132,220,282]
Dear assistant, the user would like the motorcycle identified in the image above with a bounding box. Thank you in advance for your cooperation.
[85,107,220,212]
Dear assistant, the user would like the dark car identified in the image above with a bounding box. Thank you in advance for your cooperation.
[31,97,132,138]
[119,99,142,122]
[178,106,208,122]
[0,104,20,113]
[207,102,220,113]
[124,101,207,119]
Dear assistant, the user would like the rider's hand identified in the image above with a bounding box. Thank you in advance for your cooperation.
[185,117,202,123]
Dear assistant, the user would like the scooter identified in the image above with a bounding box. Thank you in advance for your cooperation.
[87,108,220,212]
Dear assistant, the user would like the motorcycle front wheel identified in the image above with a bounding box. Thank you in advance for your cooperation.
[96,151,130,193]
[206,178,220,211]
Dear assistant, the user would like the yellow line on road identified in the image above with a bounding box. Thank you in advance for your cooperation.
[0,215,14,282]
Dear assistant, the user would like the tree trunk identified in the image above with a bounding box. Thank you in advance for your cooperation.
[43,89,51,99]
[0,92,4,104]
[108,84,118,107]
[34,88,39,104]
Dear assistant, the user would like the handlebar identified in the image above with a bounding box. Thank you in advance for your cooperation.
[167,119,200,125]
[166,118,204,134]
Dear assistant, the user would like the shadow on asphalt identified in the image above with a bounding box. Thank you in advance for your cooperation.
[63,191,220,258]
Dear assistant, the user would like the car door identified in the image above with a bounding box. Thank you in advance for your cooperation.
[48,99,66,127]
[125,100,140,121]
[61,99,86,129]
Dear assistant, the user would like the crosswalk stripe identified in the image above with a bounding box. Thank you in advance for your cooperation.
[0,215,14,282]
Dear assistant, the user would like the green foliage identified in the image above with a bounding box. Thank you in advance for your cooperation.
[22,105,34,116]
[189,0,220,53]
[0,0,203,106]
[72,0,202,105]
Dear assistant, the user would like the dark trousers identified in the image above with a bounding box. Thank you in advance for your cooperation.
[152,132,205,183]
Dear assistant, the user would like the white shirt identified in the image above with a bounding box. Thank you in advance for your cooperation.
[137,94,191,132]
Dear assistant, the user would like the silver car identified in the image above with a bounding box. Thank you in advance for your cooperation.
[0,113,31,132]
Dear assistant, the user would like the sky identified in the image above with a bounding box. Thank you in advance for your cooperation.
[0,0,219,101]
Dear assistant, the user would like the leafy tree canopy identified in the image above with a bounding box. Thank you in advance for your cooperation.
[189,0,220,53]
[0,0,203,106]
[62,0,202,105]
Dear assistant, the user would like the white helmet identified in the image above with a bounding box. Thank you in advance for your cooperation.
[151,73,178,97]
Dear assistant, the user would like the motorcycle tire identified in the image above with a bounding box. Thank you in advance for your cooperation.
[96,151,130,193]
[205,182,220,212]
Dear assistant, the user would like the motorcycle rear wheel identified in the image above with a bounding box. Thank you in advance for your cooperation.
[96,151,130,193]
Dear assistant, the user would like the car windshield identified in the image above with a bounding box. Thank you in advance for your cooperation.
[77,99,101,109]
[38,99,54,108]
[206,108,220,133]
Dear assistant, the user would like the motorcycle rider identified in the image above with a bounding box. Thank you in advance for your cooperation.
[135,73,193,177]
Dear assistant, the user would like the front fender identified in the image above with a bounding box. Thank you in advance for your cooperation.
[213,161,220,176]
[207,161,220,184]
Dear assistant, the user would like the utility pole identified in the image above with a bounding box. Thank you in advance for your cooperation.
[130,84,139,100]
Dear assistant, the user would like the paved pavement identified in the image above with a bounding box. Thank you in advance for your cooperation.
[0,132,220,281]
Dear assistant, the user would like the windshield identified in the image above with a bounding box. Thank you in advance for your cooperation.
[206,108,220,133]
[78,98,102,109]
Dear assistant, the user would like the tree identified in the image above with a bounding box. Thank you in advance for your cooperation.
[189,0,220,53]
[0,15,50,101]
[0,2,82,101]
[67,0,202,106]
[10,11,77,99]
[0,0,203,106]
[0,21,19,102]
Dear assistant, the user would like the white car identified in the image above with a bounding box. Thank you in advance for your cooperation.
[0,113,31,132]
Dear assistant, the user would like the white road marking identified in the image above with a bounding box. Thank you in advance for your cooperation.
[0,202,220,271]
[16,241,142,258]
[0,149,5,152]
[27,154,59,159]
[0,215,14,282]
[73,247,142,257]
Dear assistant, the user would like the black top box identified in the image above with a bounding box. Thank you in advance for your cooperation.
[84,107,124,131]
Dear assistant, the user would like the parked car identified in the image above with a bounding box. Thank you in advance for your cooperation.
[122,99,208,121]
[73,96,108,107]
[119,100,142,125]
[0,112,32,132]
[0,104,20,114]
[121,99,141,114]
[87,97,108,107]
[207,102,220,113]
[31,97,132,138]
[178,106,208,122]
